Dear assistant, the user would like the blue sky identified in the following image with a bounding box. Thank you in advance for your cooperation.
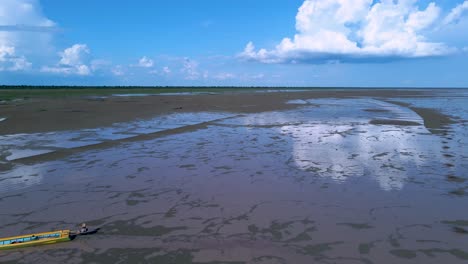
[1,0,468,87]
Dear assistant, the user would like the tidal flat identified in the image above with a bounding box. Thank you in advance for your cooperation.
[0,88,467,263]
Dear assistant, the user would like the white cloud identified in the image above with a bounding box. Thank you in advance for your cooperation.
[405,3,440,32]
[240,0,461,64]
[111,65,125,76]
[149,66,171,76]
[90,59,111,71]
[40,65,71,75]
[0,46,15,61]
[75,64,91,75]
[0,25,58,33]
[213,72,235,80]
[237,73,266,81]
[0,45,32,71]
[0,0,54,26]
[0,1,107,76]
[59,44,89,66]
[0,0,56,64]
[9,56,32,71]
[181,58,200,80]
[41,44,92,75]
[250,73,265,80]
[0,0,56,71]
[443,1,468,25]
[137,56,154,68]
[41,64,90,76]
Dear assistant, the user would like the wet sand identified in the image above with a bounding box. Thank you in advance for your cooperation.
[1,89,467,264]
[0,89,428,135]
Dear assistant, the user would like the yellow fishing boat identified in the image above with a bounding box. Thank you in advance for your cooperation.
[0,230,72,250]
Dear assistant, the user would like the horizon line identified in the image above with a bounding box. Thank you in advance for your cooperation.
[1,85,467,89]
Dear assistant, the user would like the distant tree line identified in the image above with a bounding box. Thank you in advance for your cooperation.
[0,85,311,90]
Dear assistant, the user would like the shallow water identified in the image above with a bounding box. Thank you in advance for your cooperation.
[256,89,309,93]
[0,91,467,263]
[112,93,155,97]
[0,112,234,163]
[112,92,220,97]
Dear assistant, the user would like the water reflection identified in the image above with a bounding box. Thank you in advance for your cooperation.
[0,112,233,162]
[0,165,44,193]
[0,98,456,193]
[0,94,467,263]
[222,98,436,191]
[282,123,429,191]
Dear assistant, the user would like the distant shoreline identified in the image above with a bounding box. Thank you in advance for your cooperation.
[1,85,468,90]
[1,86,466,102]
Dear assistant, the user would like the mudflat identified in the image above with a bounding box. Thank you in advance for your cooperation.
[0,88,467,264]
[1,89,430,135]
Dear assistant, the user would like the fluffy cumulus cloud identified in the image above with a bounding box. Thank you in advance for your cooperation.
[0,0,55,71]
[41,44,92,75]
[443,0,468,25]
[240,0,468,63]
[136,56,154,68]
[181,58,201,80]
[163,66,171,74]
[1,1,99,76]
[0,45,32,71]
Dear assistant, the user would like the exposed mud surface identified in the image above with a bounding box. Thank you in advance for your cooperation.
[1,89,467,263]
[0,89,428,135]
[369,119,421,126]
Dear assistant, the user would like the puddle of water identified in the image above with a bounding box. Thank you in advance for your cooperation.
[0,112,233,162]
[112,92,220,97]
[112,93,154,97]
[393,96,468,121]
[287,99,308,104]
[6,149,56,161]
[256,89,309,93]
[84,96,108,101]
[0,166,44,193]
[287,98,423,124]
[158,92,219,96]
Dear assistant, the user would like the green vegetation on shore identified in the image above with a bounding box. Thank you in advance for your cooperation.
[0,86,302,100]
[1,85,459,101]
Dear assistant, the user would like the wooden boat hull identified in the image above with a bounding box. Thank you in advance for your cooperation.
[0,230,71,250]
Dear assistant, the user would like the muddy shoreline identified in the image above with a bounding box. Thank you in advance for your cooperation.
[0,89,432,135]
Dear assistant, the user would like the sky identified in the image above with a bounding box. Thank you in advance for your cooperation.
[1,0,468,87]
